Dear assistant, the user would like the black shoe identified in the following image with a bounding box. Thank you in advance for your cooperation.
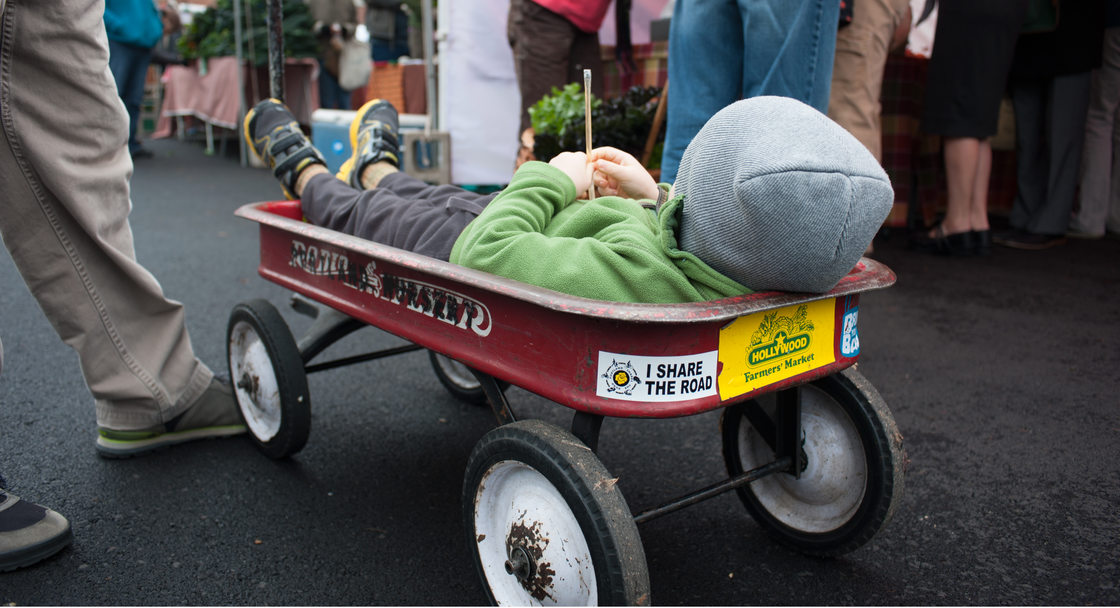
[993,229,1067,250]
[130,146,154,160]
[971,230,991,256]
[0,487,73,572]
[338,98,401,189]
[244,98,326,199]
[911,225,975,256]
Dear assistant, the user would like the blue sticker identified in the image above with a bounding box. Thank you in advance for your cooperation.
[841,307,860,357]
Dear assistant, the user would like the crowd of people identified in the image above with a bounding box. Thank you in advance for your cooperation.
[3,0,1117,575]
[509,0,1116,254]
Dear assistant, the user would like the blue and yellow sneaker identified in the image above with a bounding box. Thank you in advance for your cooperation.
[336,98,401,189]
[244,98,326,199]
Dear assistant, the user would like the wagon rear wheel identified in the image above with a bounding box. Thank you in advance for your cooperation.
[464,420,649,606]
[227,298,310,459]
[721,368,904,556]
[429,351,507,406]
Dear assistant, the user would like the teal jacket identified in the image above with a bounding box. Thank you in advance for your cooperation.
[104,0,163,49]
[449,161,751,303]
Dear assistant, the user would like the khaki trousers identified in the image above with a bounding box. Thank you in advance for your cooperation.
[0,0,212,429]
[828,0,911,162]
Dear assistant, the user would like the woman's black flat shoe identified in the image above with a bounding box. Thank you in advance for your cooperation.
[971,229,991,256]
[911,225,975,256]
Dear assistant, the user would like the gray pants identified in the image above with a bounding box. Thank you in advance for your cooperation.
[1071,27,1120,236]
[1010,71,1093,235]
[0,0,213,430]
[301,172,498,262]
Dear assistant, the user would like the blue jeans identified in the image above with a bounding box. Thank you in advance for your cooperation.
[660,0,839,182]
[108,39,153,154]
[370,10,410,61]
[318,58,351,110]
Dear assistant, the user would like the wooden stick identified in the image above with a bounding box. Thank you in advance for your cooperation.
[641,80,669,169]
[584,69,596,199]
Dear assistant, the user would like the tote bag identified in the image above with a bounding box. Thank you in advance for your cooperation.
[339,38,372,91]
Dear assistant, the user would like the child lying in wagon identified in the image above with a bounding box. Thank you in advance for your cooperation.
[244,95,892,303]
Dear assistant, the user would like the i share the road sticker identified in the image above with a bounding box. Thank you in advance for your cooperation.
[596,351,718,402]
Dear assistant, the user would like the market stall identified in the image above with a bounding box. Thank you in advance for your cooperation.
[153,56,318,150]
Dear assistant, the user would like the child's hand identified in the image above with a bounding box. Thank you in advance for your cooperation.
[590,146,660,201]
[548,152,593,198]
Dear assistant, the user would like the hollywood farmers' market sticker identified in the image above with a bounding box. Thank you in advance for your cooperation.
[717,299,836,400]
[596,351,718,402]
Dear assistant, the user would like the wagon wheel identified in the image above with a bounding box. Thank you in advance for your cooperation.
[464,420,650,606]
[429,351,508,406]
[227,298,311,459]
[720,367,904,557]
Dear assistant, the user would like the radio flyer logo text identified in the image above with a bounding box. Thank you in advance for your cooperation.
[289,239,492,337]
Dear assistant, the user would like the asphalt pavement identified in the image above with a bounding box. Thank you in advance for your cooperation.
[1,136,1118,605]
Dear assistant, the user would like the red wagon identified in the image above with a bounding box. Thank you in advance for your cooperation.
[228,199,905,605]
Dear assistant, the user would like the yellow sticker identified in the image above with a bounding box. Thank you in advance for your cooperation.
[718,298,836,400]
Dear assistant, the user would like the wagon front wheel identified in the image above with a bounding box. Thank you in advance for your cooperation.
[227,298,310,459]
[721,367,904,556]
[464,420,649,606]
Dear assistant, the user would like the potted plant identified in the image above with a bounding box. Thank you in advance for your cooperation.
[528,83,665,176]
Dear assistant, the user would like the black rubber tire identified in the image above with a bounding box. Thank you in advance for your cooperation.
[463,420,650,606]
[720,367,905,557]
[429,350,507,406]
[227,298,311,459]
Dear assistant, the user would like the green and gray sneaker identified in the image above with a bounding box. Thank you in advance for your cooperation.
[0,484,72,572]
[96,377,246,458]
[336,98,401,189]
[244,98,326,199]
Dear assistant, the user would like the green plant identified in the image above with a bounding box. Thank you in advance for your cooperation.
[528,83,601,159]
[178,0,318,65]
[529,84,664,169]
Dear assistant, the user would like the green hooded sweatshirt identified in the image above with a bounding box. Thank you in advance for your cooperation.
[449,161,752,303]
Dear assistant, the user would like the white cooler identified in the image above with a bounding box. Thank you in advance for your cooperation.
[311,109,449,185]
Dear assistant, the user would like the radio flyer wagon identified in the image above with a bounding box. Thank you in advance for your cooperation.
[227,199,905,606]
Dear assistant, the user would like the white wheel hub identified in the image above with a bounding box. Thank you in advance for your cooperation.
[741,388,867,533]
[228,320,283,441]
[473,460,597,606]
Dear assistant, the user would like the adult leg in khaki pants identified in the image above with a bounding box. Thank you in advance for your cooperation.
[828,0,912,162]
[0,0,244,457]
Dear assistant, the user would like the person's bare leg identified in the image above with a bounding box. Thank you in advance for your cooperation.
[969,138,992,231]
[937,136,979,236]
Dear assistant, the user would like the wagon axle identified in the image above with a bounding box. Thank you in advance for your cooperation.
[504,545,536,582]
